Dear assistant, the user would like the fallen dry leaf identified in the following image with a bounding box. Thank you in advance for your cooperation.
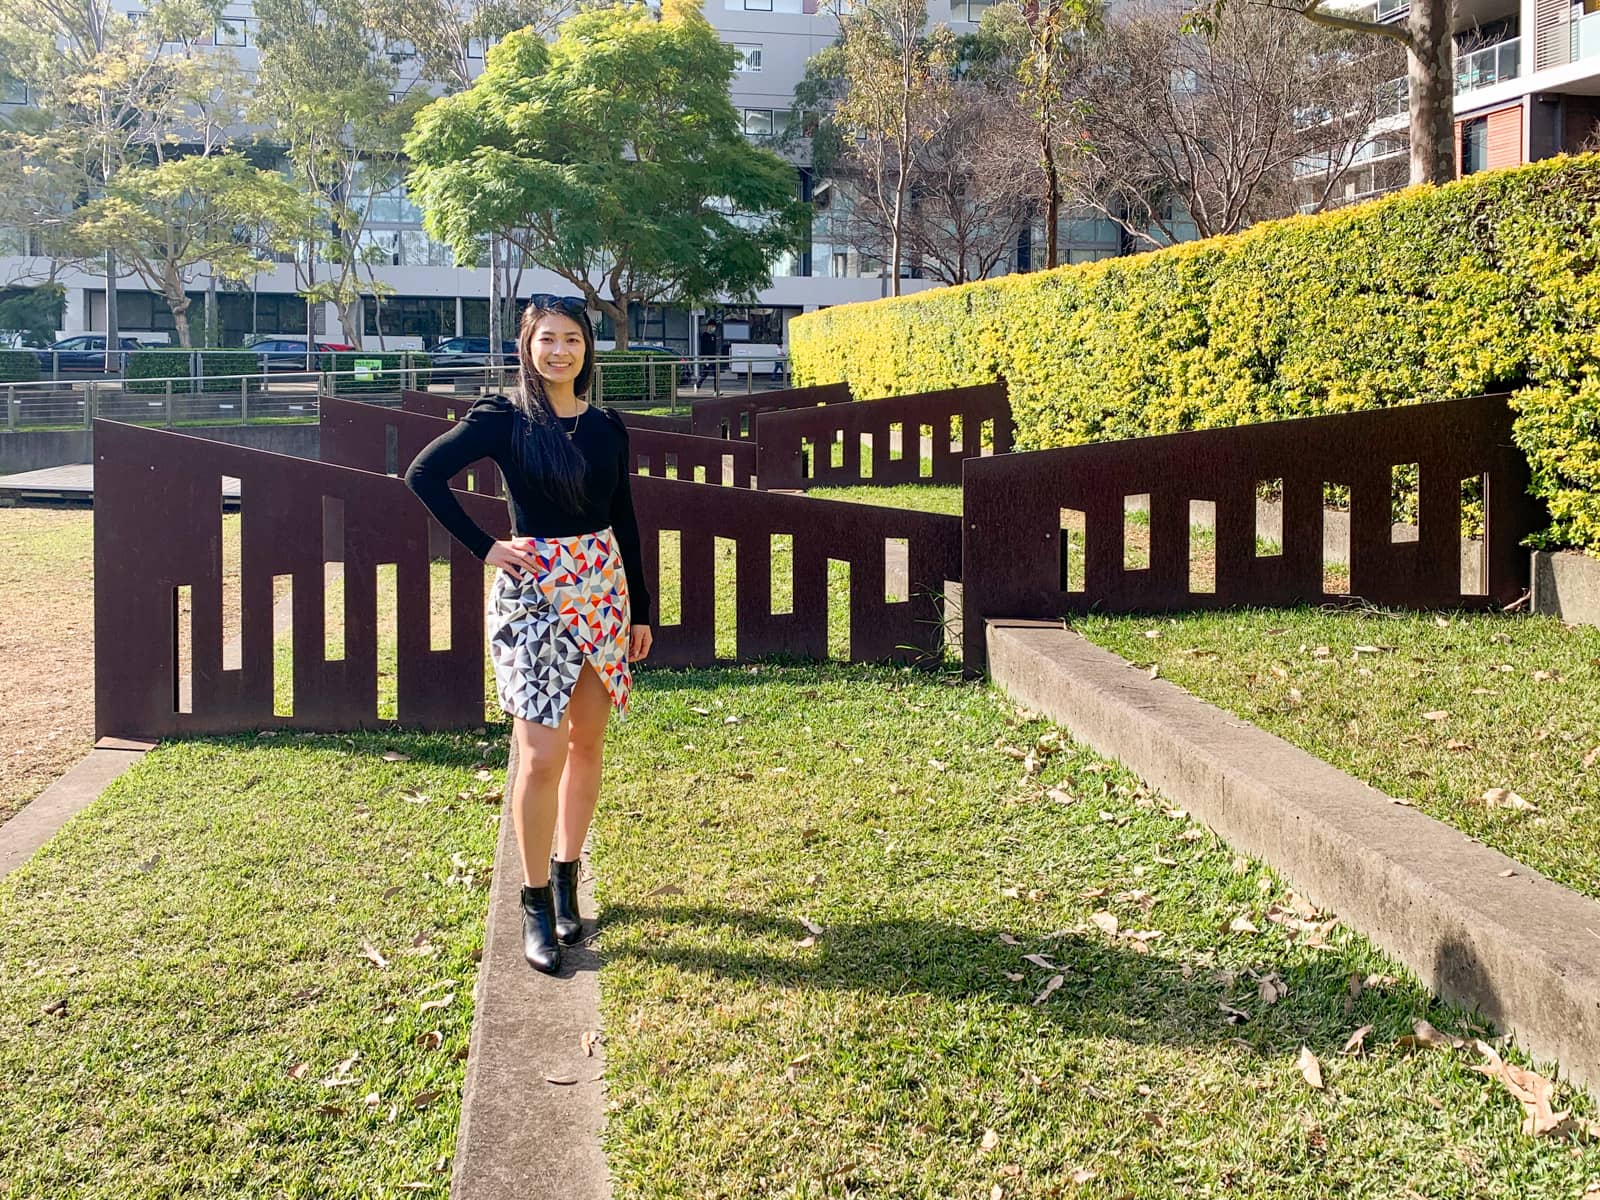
[794,936,817,949]
[1229,914,1260,935]
[581,1030,601,1057]
[287,1062,310,1079]
[1032,974,1065,1005]
[1399,1018,1468,1052]
[1257,974,1288,1005]
[1179,828,1206,842]
[1218,1002,1250,1025]
[1090,911,1119,936]
[1422,710,1450,722]
[981,1128,1001,1152]
[1482,787,1537,812]
[798,917,824,936]
[1022,953,1060,971]
[1341,1025,1373,1055]
[381,751,410,762]
[1069,1169,1096,1185]
[1046,787,1075,805]
[545,1075,578,1086]
[412,1089,442,1110]
[1470,1040,1568,1137]
[1297,1046,1325,1090]
[419,993,455,1014]
[998,933,1019,946]
[360,941,389,971]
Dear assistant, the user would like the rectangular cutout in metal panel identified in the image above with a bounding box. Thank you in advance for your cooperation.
[1060,508,1086,593]
[885,537,909,603]
[771,533,794,614]
[658,530,681,625]
[1123,494,1150,571]
[1324,483,1350,594]
[1391,463,1419,543]
[222,478,241,672]
[272,574,293,717]
[376,563,397,720]
[1256,479,1282,557]
[827,558,851,661]
[175,585,193,714]
[714,536,736,659]
[1462,474,1487,596]
[1190,500,1216,594]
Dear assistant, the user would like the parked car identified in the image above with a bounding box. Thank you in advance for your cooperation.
[621,343,692,384]
[428,337,520,378]
[248,338,345,372]
[35,334,143,373]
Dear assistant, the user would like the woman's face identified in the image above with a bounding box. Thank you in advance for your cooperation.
[529,312,586,388]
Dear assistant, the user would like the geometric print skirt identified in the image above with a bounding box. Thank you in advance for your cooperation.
[486,526,633,727]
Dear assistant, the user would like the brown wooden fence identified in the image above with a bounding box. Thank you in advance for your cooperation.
[754,382,1013,491]
[324,396,501,496]
[959,393,1542,669]
[688,382,851,441]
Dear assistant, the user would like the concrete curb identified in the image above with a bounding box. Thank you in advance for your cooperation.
[1533,550,1600,627]
[0,740,153,882]
[986,619,1600,1094]
[451,742,611,1200]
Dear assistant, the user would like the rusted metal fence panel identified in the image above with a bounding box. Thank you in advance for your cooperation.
[94,419,960,736]
[93,420,509,738]
[616,411,691,434]
[400,390,475,422]
[688,382,852,441]
[323,396,502,496]
[960,393,1542,670]
[629,475,960,668]
[627,428,758,489]
[755,382,1013,491]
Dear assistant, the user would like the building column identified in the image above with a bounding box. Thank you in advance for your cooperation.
[65,288,88,336]
[455,295,464,337]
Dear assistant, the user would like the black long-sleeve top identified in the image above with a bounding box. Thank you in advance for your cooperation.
[403,394,654,625]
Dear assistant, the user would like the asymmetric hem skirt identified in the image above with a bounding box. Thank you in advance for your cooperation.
[487,527,633,727]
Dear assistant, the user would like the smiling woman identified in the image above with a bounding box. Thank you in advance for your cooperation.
[404,299,655,975]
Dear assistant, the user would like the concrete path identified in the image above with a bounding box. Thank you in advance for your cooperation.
[450,741,610,1200]
[0,739,153,882]
[986,618,1600,1095]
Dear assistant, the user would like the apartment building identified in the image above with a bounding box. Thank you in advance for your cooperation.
[1303,0,1600,207]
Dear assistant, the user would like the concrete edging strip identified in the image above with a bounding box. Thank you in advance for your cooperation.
[0,741,154,882]
[450,743,610,1200]
[986,619,1600,1094]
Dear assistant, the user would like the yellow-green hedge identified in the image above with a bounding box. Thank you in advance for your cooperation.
[790,155,1600,552]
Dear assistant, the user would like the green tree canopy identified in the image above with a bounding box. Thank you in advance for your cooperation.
[404,1,810,346]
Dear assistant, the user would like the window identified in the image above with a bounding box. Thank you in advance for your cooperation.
[1169,67,1198,94]
[743,108,774,136]
[1460,116,1489,174]
[731,42,763,71]
[1,79,25,105]
[744,0,773,10]
[831,252,849,277]
[214,17,248,46]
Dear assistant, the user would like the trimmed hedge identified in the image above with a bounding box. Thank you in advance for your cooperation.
[127,350,264,395]
[789,155,1600,553]
[323,352,432,394]
[0,350,40,384]
[597,350,678,402]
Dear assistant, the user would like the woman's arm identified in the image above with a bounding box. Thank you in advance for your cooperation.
[605,412,654,625]
[403,397,509,560]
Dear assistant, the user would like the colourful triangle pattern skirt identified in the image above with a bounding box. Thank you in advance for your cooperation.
[486,526,633,727]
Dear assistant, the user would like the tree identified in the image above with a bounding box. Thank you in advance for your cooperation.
[0,283,65,346]
[253,0,423,347]
[70,152,312,345]
[405,2,810,348]
[821,0,956,295]
[1187,0,1453,186]
[366,0,567,358]
[0,0,241,358]
[976,0,1099,269]
[1067,5,1403,246]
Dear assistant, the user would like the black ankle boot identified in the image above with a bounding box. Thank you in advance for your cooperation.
[550,857,583,946]
[520,883,561,974]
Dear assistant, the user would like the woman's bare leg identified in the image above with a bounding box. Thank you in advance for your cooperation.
[553,663,613,862]
[511,715,570,887]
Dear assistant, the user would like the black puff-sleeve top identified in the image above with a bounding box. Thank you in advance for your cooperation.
[402,394,654,625]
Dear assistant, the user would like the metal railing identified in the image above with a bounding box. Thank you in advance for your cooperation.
[1456,38,1519,93]
[1576,11,1600,61]
[4,354,800,432]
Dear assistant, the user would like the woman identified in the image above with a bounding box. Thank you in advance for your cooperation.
[405,297,652,975]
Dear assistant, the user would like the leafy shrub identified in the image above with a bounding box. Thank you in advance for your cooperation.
[790,155,1600,552]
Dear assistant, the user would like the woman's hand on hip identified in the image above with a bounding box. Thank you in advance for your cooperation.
[485,539,538,580]
[628,624,652,663]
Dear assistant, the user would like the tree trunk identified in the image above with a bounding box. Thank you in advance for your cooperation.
[487,233,503,366]
[1043,144,1060,270]
[1408,0,1456,185]
[338,298,360,348]
[170,296,192,348]
[104,251,119,370]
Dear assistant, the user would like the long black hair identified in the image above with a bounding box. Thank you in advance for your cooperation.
[510,301,595,515]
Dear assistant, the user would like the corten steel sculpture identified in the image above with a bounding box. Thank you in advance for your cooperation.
[755,381,1014,491]
[322,396,501,496]
[94,420,510,738]
[960,393,1543,671]
[404,388,693,435]
[626,427,758,489]
[94,419,961,737]
[397,393,758,490]
[688,382,852,441]
[632,473,960,668]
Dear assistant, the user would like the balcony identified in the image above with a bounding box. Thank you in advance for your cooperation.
[1576,11,1600,61]
[1455,37,1519,93]
[1376,75,1408,119]
[1376,0,1409,23]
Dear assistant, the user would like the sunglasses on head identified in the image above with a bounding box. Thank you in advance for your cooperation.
[526,293,588,317]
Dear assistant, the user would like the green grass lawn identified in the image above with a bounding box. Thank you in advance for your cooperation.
[1077,608,1600,905]
[0,731,501,1198]
[594,662,1599,1199]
